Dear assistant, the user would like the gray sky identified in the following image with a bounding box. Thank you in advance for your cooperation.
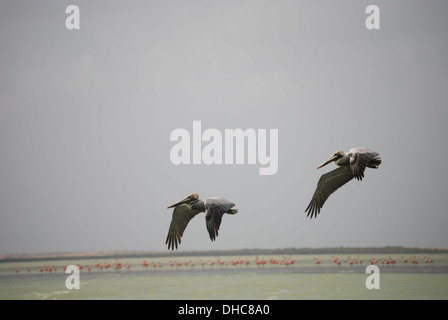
[1,1,448,254]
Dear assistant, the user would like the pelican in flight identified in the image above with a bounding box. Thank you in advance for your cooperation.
[165,194,238,250]
[305,148,381,218]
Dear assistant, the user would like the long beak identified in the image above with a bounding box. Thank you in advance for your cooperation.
[317,155,338,169]
[167,196,191,209]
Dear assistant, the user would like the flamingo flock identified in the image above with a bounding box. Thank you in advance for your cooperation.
[327,255,438,267]
[8,254,443,274]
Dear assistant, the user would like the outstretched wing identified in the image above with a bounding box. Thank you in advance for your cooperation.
[305,166,355,218]
[204,198,235,241]
[349,148,379,181]
[165,206,201,250]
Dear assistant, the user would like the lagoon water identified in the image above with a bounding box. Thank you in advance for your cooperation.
[1,254,448,300]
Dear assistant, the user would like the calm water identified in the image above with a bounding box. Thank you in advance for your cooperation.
[1,254,448,300]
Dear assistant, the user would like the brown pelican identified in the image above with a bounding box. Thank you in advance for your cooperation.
[165,194,238,250]
[305,148,381,218]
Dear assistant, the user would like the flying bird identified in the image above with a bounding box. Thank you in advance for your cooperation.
[165,194,238,250]
[305,148,381,218]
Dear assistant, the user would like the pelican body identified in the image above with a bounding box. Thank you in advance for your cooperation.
[305,148,381,218]
[166,194,238,250]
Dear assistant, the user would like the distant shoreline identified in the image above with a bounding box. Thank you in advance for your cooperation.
[1,246,448,263]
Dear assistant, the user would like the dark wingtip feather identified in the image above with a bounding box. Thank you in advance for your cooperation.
[305,201,320,219]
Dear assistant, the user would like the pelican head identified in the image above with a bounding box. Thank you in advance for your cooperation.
[167,193,199,208]
[317,151,345,169]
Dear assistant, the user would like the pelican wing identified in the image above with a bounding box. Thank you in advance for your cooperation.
[165,205,201,250]
[204,198,235,241]
[349,148,379,181]
[305,166,355,218]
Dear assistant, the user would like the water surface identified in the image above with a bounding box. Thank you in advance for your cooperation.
[1,254,447,300]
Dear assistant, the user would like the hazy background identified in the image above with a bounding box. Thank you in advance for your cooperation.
[1,0,447,254]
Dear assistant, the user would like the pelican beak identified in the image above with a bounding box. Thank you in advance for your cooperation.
[317,155,339,169]
[167,196,191,209]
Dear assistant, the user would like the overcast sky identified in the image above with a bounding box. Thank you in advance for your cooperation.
[1,1,447,254]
